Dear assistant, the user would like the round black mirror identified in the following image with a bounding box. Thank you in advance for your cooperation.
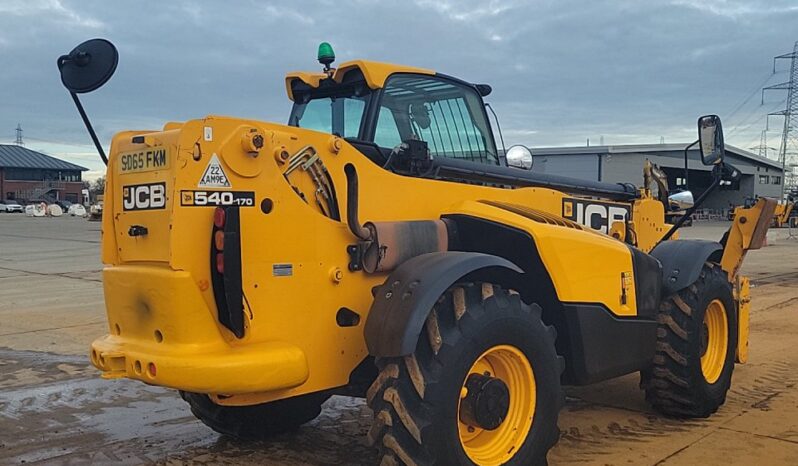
[58,38,118,94]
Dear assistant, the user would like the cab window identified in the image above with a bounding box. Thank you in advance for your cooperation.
[376,75,499,165]
[290,93,368,138]
[374,107,402,148]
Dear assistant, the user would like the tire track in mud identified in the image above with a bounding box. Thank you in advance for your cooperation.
[0,348,216,465]
[552,358,798,463]
[749,271,798,287]
[0,348,377,465]
[727,360,797,411]
[555,395,709,463]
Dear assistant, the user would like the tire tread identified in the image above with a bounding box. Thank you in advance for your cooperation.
[643,264,737,418]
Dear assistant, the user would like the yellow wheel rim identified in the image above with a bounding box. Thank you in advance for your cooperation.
[700,299,728,384]
[458,345,535,466]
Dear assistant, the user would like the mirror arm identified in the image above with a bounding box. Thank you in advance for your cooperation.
[683,139,698,190]
[485,103,506,165]
[68,91,108,166]
[656,165,722,245]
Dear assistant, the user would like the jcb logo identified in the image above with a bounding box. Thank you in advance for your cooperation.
[562,198,630,234]
[123,183,166,211]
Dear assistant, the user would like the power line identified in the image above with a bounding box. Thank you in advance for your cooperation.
[728,99,785,137]
[726,72,778,122]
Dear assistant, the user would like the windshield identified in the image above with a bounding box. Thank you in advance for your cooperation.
[376,75,499,164]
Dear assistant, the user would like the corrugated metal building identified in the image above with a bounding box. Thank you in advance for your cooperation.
[0,144,88,203]
[529,143,784,210]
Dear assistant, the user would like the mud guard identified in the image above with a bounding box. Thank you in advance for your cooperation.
[364,251,523,357]
[650,239,722,296]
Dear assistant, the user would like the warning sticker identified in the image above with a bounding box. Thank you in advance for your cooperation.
[199,154,231,187]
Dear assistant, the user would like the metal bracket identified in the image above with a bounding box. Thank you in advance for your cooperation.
[347,243,368,272]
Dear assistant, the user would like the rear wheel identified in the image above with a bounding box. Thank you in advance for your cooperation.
[643,263,737,417]
[180,391,329,439]
[367,283,564,465]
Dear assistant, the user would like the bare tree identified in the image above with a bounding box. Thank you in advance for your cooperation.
[92,176,106,195]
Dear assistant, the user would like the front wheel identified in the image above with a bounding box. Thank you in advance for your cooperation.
[367,283,564,466]
[643,263,738,417]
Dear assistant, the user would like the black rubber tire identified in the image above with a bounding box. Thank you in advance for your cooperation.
[642,263,738,418]
[180,390,329,439]
[367,282,564,466]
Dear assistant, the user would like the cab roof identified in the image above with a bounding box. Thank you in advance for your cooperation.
[285,60,434,101]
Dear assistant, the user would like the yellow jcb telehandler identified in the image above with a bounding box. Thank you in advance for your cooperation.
[59,39,776,465]
[771,200,795,228]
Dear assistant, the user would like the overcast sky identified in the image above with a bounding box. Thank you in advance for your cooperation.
[1,0,796,179]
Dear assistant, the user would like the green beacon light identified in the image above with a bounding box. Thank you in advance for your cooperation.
[317,42,335,72]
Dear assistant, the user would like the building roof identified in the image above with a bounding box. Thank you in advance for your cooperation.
[0,144,88,171]
[531,143,784,171]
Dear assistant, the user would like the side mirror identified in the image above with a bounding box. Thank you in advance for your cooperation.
[668,190,694,211]
[57,38,118,166]
[58,38,118,94]
[506,145,533,170]
[697,115,725,166]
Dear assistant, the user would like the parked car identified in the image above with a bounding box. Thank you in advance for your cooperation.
[54,200,73,210]
[0,200,24,213]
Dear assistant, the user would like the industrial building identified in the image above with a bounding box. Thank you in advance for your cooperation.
[0,144,88,204]
[529,143,785,212]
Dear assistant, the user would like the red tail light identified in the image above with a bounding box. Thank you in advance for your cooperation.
[216,252,225,274]
[214,208,226,228]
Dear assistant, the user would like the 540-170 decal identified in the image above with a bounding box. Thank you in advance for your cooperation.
[181,190,255,207]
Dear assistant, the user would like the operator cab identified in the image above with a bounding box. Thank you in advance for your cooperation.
[287,50,501,169]
[285,43,638,201]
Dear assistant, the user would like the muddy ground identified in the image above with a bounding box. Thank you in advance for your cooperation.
[1,215,797,465]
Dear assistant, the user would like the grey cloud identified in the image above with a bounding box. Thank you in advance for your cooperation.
[0,0,795,175]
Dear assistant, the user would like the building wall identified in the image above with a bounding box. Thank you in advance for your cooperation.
[532,153,599,180]
[533,149,784,211]
[702,175,755,211]
[752,166,784,198]
[595,154,646,185]
[1,169,84,203]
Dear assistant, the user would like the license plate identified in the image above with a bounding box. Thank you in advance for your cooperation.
[118,147,170,174]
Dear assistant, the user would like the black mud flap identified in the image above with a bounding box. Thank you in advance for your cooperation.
[651,240,722,296]
[364,251,523,357]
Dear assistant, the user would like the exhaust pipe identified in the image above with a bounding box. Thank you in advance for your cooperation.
[344,164,373,241]
[344,163,451,273]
